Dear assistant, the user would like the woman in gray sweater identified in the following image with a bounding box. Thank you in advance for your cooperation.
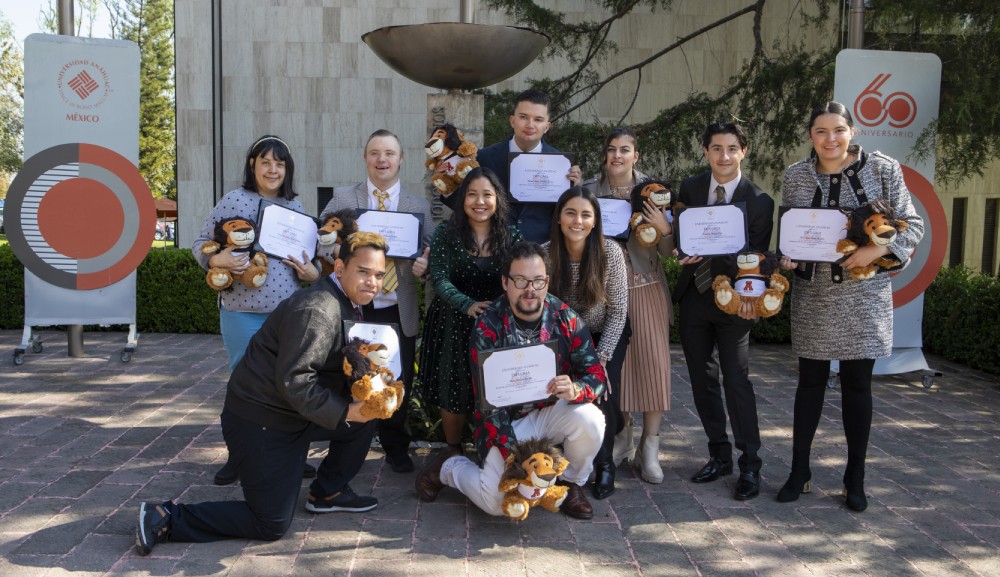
[776,102,924,511]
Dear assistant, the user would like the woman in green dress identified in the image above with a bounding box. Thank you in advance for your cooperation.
[417,167,523,451]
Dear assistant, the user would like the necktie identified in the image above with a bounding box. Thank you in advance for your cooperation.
[694,185,727,293]
[374,189,398,293]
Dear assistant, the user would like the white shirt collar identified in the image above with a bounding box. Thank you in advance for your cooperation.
[709,172,742,204]
[366,178,400,211]
[508,138,543,154]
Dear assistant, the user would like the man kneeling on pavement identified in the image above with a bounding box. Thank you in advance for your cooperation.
[416,241,607,519]
[135,232,390,556]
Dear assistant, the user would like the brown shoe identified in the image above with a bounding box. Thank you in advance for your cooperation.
[415,446,461,502]
[559,481,594,520]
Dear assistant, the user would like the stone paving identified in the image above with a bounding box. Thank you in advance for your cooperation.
[0,329,998,577]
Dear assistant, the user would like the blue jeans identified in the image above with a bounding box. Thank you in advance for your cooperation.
[219,307,269,370]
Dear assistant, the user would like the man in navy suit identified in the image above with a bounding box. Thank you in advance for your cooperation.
[675,121,774,501]
[439,88,581,243]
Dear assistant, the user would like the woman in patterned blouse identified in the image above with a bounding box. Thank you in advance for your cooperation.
[545,187,630,499]
[776,102,924,511]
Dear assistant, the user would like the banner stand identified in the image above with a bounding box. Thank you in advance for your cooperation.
[9,34,152,365]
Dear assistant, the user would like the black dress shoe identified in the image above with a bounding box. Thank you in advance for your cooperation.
[302,463,317,479]
[734,471,760,501]
[592,462,616,500]
[385,452,415,473]
[691,458,734,483]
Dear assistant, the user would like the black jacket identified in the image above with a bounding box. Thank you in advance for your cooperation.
[674,172,775,303]
[225,277,356,432]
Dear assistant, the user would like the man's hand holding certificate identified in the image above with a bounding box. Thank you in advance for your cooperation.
[675,203,749,258]
[477,341,558,411]
[508,153,575,203]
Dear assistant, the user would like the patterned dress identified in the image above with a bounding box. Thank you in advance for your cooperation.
[781,149,924,360]
[417,222,523,413]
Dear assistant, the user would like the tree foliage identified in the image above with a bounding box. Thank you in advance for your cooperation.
[484,0,998,186]
[108,0,175,199]
[0,11,24,179]
[866,0,1000,183]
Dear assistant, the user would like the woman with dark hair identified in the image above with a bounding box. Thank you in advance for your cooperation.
[776,101,923,511]
[417,167,523,452]
[192,135,320,485]
[545,186,629,499]
[582,127,674,485]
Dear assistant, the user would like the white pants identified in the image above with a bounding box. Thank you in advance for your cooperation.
[439,401,604,517]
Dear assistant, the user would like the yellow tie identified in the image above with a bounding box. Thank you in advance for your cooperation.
[374,189,398,293]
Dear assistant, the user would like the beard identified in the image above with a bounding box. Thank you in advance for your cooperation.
[513,292,542,318]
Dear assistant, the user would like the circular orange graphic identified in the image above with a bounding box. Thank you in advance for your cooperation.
[37,178,124,259]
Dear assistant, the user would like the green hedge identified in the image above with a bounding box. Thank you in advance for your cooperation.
[2,244,999,374]
[0,244,220,334]
[922,265,1000,374]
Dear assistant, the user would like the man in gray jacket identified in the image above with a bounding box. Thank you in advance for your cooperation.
[135,232,389,556]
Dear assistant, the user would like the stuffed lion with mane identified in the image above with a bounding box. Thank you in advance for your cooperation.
[497,438,570,521]
[199,217,269,291]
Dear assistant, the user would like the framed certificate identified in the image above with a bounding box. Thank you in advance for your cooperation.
[777,207,849,263]
[475,340,558,412]
[507,152,575,203]
[598,198,631,240]
[675,203,749,258]
[343,320,402,379]
[354,209,424,259]
[255,200,319,261]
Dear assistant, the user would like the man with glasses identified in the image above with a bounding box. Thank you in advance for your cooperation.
[415,241,606,520]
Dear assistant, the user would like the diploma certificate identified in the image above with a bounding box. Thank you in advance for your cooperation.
[256,201,319,261]
[777,207,849,263]
[598,198,632,239]
[476,341,558,412]
[508,152,574,203]
[675,203,749,258]
[354,210,424,259]
[343,321,402,379]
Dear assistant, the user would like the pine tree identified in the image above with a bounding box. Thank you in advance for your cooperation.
[0,11,24,179]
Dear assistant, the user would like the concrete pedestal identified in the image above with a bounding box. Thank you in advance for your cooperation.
[425,93,485,226]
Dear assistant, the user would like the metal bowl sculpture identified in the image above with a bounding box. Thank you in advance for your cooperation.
[362,23,549,90]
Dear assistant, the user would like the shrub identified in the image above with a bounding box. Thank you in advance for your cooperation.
[923,265,1000,374]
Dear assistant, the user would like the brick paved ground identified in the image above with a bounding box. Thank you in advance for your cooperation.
[0,329,998,577]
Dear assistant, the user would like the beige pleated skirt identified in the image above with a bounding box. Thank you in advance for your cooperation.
[620,281,672,412]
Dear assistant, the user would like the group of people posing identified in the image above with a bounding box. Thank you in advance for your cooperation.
[133,90,923,556]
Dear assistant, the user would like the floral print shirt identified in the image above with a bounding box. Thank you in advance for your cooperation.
[469,293,607,464]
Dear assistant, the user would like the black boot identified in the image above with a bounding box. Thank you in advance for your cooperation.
[843,461,867,512]
[592,461,616,500]
[776,461,812,503]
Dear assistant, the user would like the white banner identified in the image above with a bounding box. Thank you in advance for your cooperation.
[9,34,150,325]
[834,49,946,374]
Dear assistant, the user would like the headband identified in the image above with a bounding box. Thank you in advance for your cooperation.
[251,136,288,151]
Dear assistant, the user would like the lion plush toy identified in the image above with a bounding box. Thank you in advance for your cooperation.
[316,209,359,278]
[628,180,675,247]
[199,217,269,290]
[497,438,570,521]
[836,198,908,280]
[712,251,789,318]
[424,123,479,197]
[343,337,405,420]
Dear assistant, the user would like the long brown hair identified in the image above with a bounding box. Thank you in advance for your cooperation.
[548,187,607,310]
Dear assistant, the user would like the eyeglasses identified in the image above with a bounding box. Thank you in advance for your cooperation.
[506,275,548,290]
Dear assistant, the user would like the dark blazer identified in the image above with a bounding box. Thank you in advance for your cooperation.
[444,138,561,244]
[674,172,775,302]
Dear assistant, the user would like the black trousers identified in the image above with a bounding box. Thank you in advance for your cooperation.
[791,357,875,478]
[169,409,375,543]
[362,303,415,460]
[592,320,632,466]
[678,288,762,473]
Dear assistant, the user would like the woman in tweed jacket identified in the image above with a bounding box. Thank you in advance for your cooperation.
[776,102,924,511]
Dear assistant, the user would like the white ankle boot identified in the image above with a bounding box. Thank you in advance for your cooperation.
[634,435,663,484]
[612,415,635,466]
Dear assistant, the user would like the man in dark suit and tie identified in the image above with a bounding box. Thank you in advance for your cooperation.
[438,88,581,243]
[322,129,433,474]
[675,121,774,500]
